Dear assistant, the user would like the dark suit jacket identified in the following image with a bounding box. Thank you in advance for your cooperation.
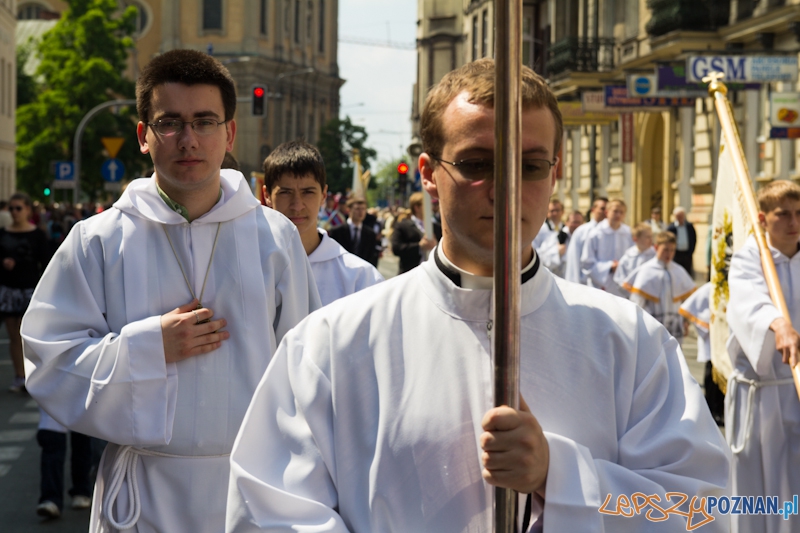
[666,221,697,254]
[329,223,379,266]
[391,218,424,274]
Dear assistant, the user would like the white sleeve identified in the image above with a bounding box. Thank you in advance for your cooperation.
[564,231,585,283]
[581,234,613,288]
[539,233,563,271]
[21,223,177,445]
[227,326,348,533]
[613,255,632,287]
[727,242,783,375]
[540,332,730,532]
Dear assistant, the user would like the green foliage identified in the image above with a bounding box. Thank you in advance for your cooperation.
[16,0,147,201]
[367,157,407,205]
[16,42,38,108]
[317,116,377,194]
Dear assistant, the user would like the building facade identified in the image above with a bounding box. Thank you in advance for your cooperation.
[17,0,342,177]
[415,0,800,277]
[0,0,14,199]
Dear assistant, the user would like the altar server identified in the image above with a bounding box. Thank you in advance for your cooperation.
[581,199,633,296]
[726,180,800,533]
[226,59,729,533]
[21,50,319,533]
[613,222,655,292]
[539,210,583,278]
[532,199,563,251]
[262,141,383,306]
[622,231,695,342]
[564,197,606,284]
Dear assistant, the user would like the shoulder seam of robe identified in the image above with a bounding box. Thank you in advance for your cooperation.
[679,308,709,329]
[622,282,659,302]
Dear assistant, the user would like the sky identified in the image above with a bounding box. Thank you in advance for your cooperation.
[337,0,417,167]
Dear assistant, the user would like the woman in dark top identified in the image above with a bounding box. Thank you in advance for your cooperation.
[0,193,49,392]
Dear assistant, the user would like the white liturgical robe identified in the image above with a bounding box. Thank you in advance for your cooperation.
[21,170,320,533]
[581,219,633,297]
[680,282,711,363]
[612,244,656,291]
[564,219,597,284]
[309,230,384,306]
[226,247,730,533]
[538,227,570,278]
[726,235,800,533]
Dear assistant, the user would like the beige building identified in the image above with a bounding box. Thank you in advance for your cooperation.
[415,0,800,277]
[18,0,343,176]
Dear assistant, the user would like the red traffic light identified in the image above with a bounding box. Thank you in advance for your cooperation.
[397,162,409,174]
[253,87,265,97]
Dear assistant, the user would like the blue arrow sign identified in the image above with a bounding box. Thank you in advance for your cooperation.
[101,158,125,182]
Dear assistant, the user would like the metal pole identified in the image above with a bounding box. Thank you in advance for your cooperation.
[72,99,136,205]
[493,0,522,532]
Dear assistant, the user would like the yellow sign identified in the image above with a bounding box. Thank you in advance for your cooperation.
[101,137,126,158]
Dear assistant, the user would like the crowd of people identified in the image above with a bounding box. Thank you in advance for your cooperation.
[2,49,798,533]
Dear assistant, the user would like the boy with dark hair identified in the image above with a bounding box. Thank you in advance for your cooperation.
[263,141,383,306]
[726,179,800,533]
[622,231,696,342]
[22,49,319,532]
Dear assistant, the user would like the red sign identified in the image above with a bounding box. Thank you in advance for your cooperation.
[621,114,634,163]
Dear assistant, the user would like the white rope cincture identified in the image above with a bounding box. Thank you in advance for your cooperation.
[726,373,794,454]
[102,445,230,530]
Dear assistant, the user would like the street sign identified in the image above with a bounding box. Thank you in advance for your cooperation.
[626,74,657,97]
[101,158,124,182]
[770,93,800,127]
[53,161,74,181]
[656,64,759,97]
[101,137,125,159]
[686,55,798,83]
[604,86,695,108]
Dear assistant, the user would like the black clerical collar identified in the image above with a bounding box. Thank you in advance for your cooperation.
[434,245,539,288]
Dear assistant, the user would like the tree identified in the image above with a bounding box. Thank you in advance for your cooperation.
[317,116,377,195]
[368,157,407,206]
[16,0,144,201]
[16,42,38,109]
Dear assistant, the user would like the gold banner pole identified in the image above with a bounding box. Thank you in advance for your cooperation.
[706,74,800,401]
[493,0,522,531]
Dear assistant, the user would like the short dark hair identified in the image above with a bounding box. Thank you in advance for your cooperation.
[136,49,237,124]
[262,140,326,193]
[9,192,32,207]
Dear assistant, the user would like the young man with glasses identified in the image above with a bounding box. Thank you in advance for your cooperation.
[21,49,319,533]
[227,59,728,532]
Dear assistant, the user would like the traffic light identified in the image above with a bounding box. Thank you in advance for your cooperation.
[43,185,51,198]
[397,161,409,191]
[251,85,266,117]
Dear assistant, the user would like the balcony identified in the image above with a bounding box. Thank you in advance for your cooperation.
[546,37,615,77]
[646,0,730,37]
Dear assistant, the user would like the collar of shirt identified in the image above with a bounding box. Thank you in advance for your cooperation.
[347,219,362,230]
[411,215,425,233]
[434,241,538,290]
[156,183,222,222]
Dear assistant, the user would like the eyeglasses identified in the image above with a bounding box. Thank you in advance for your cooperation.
[432,157,556,182]
[147,118,227,137]
[9,205,24,212]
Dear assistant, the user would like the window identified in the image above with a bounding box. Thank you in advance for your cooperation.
[318,0,325,52]
[203,0,222,30]
[471,16,478,62]
[481,9,488,58]
[17,3,45,19]
[123,1,149,35]
[294,0,300,43]
[259,0,268,35]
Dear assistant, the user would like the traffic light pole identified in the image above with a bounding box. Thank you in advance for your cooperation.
[72,99,136,205]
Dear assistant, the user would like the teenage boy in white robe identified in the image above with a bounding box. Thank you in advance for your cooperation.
[613,222,655,293]
[226,59,729,533]
[532,199,563,251]
[622,231,696,343]
[262,140,383,306]
[564,197,606,284]
[726,180,800,533]
[20,50,320,533]
[581,199,633,297]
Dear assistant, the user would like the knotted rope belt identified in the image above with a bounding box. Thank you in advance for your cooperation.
[726,373,794,454]
[103,445,229,530]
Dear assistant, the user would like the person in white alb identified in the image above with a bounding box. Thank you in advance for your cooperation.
[580,199,633,297]
[622,231,696,343]
[725,180,800,533]
[262,140,384,306]
[649,206,666,234]
[613,222,655,293]
[226,59,729,533]
[539,210,583,278]
[564,197,606,284]
[21,50,319,533]
[532,199,564,251]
